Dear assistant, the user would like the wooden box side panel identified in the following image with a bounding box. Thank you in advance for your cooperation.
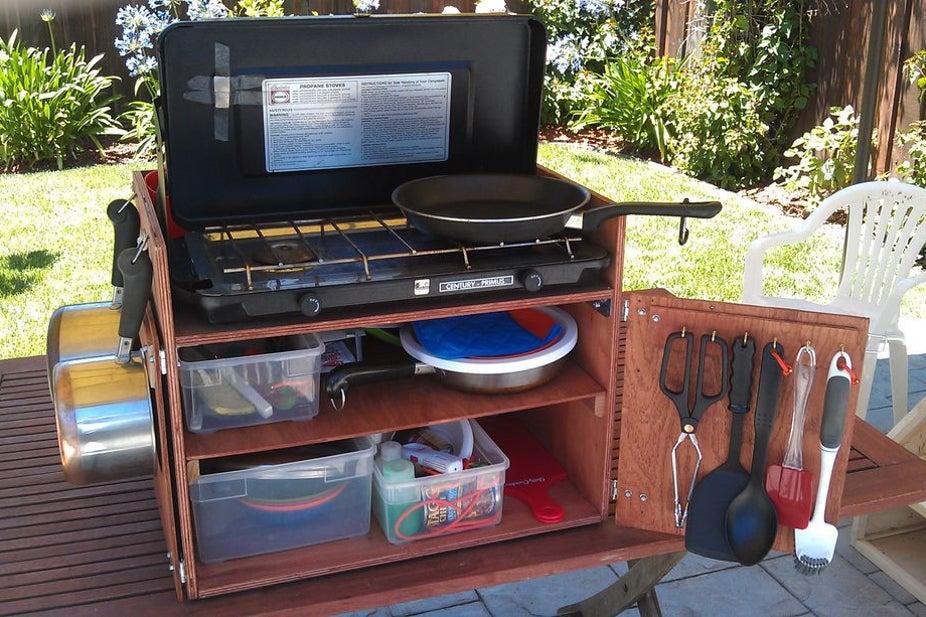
[133,171,200,597]
[615,292,868,553]
[140,309,184,601]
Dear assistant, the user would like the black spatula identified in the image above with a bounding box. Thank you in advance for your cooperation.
[685,336,755,560]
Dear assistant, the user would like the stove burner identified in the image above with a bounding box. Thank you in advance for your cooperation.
[252,241,316,266]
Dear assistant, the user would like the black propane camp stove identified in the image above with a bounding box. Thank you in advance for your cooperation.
[180,207,609,323]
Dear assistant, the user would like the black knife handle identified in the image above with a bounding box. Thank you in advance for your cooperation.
[729,336,756,414]
[751,341,785,477]
[107,200,140,288]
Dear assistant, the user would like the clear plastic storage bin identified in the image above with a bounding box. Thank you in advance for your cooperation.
[190,437,375,563]
[179,334,324,433]
[373,421,510,544]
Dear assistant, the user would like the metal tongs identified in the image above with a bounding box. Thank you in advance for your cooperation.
[659,329,730,527]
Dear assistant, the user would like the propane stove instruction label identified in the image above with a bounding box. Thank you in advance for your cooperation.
[262,72,452,173]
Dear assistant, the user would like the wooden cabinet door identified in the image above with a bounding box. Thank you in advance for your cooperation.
[614,290,869,553]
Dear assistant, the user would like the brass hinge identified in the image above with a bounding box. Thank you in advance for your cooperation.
[178,559,187,584]
[158,349,167,375]
[610,479,618,502]
[621,299,630,322]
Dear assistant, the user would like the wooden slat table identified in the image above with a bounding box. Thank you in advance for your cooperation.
[4,356,926,617]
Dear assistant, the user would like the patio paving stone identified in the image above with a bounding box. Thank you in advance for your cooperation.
[834,526,879,574]
[870,571,920,605]
[389,591,481,616]
[652,564,806,616]
[477,566,617,617]
[662,552,739,582]
[761,554,916,617]
[411,602,491,617]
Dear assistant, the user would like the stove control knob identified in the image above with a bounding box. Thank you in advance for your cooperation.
[520,269,543,293]
[299,294,322,317]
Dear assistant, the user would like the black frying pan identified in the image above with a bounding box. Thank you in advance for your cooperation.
[392,174,722,244]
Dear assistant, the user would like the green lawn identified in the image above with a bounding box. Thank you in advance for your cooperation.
[1,145,923,359]
[1,162,143,359]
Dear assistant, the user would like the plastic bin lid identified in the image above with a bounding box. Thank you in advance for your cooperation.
[155,14,547,229]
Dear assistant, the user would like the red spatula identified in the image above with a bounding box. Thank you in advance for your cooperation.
[480,415,567,524]
[766,345,816,529]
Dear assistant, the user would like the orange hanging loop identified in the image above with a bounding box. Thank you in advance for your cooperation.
[770,346,792,376]
[836,355,861,385]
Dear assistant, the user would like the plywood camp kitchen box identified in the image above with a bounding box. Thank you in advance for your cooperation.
[56,13,925,614]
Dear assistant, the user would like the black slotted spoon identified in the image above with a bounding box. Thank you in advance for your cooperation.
[685,336,756,560]
[725,341,786,566]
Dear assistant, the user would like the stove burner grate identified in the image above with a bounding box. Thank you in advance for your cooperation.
[193,209,580,291]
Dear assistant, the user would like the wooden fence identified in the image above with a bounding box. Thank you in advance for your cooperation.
[655,0,926,174]
[0,0,527,100]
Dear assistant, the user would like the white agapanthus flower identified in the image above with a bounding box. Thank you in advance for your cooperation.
[186,0,229,20]
[354,0,380,12]
[475,0,507,13]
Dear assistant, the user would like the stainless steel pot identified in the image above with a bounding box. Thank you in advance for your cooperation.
[52,355,155,484]
[49,245,156,485]
[46,303,120,373]
[46,199,139,394]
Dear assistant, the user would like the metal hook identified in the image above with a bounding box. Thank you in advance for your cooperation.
[711,330,716,342]
[681,326,687,338]
[117,196,133,214]
[677,216,690,246]
[131,234,149,264]
[329,389,347,411]
[743,332,749,346]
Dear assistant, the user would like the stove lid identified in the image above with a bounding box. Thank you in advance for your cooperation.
[155,14,547,230]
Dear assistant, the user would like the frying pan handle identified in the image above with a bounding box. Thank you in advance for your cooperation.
[580,200,723,233]
[326,362,435,409]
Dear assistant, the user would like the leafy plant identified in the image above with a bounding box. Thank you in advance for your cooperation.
[571,52,676,161]
[666,63,775,190]
[704,0,817,149]
[774,105,869,202]
[236,0,285,16]
[903,50,926,102]
[0,29,121,171]
[527,0,653,125]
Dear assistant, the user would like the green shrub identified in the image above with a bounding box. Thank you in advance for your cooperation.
[527,0,653,125]
[119,98,158,159]
[570,52,676,161]
[0,30,121,171]
[774,105,866,202]
[706,1,817,149]
[666,62,775,190]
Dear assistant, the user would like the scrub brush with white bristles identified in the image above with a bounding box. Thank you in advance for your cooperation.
[793,350,853,575]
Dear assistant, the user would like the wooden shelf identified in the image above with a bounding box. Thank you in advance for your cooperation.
[173,285,612,348]
[185,360,604,460]
[194,478,602,598]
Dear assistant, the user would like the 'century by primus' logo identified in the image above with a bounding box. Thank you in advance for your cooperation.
[439,276,514,293]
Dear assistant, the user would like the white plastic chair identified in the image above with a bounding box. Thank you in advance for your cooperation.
[743,180,926,424]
